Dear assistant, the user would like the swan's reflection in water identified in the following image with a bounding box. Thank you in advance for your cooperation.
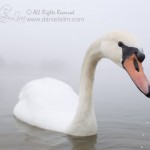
[14,117,97,150]
[68,135,97,150]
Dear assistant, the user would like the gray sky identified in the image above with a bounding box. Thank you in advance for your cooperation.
[0,0,150,101]
[0,0,150,72]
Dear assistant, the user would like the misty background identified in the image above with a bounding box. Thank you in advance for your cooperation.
[1,1,150,149]
[0,0,150,103]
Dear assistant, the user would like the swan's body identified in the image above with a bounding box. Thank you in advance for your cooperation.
[14,78,78,132]
[14,31,150,136]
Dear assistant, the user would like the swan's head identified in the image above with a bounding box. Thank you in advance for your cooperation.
[101,30,150,98]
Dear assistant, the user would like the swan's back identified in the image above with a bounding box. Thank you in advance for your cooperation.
[13,78,78,133]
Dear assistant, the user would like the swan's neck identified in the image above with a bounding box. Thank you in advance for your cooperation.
[69,40,102,136]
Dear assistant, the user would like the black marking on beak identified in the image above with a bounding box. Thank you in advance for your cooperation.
[146,86,150,98]
[118,41,145,64]
[133,58,139,72]
[136,51,145,62]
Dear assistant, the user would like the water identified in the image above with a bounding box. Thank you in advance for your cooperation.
[0,67,150,150]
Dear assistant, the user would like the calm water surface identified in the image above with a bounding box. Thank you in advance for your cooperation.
[0,68,150,150]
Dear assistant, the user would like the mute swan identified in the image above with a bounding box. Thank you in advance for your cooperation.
[13,31,150,136]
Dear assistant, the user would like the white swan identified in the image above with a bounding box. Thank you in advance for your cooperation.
[13,30,150,136]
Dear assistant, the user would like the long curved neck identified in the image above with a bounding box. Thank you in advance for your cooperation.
[79,45,101,116]
[68,40,103,136]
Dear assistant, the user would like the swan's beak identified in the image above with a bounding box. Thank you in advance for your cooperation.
[123,54,150,98]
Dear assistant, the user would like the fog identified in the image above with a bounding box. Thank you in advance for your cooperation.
[0,0,150,95]
[1,1,150,149]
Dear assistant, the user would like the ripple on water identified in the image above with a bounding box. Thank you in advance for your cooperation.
[96,119,150,150]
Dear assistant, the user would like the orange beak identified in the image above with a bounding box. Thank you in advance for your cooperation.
[123,54,150,98]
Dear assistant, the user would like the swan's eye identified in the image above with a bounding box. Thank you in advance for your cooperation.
[118,41,124,47]
[133,58,139,72]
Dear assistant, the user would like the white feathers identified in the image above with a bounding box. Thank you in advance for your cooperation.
[105,30,141,48]
[14,78,78,133]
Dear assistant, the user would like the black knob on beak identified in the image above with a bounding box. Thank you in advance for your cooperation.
[136,51,145,62]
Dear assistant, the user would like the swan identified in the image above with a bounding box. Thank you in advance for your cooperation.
[13,30,150,136]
